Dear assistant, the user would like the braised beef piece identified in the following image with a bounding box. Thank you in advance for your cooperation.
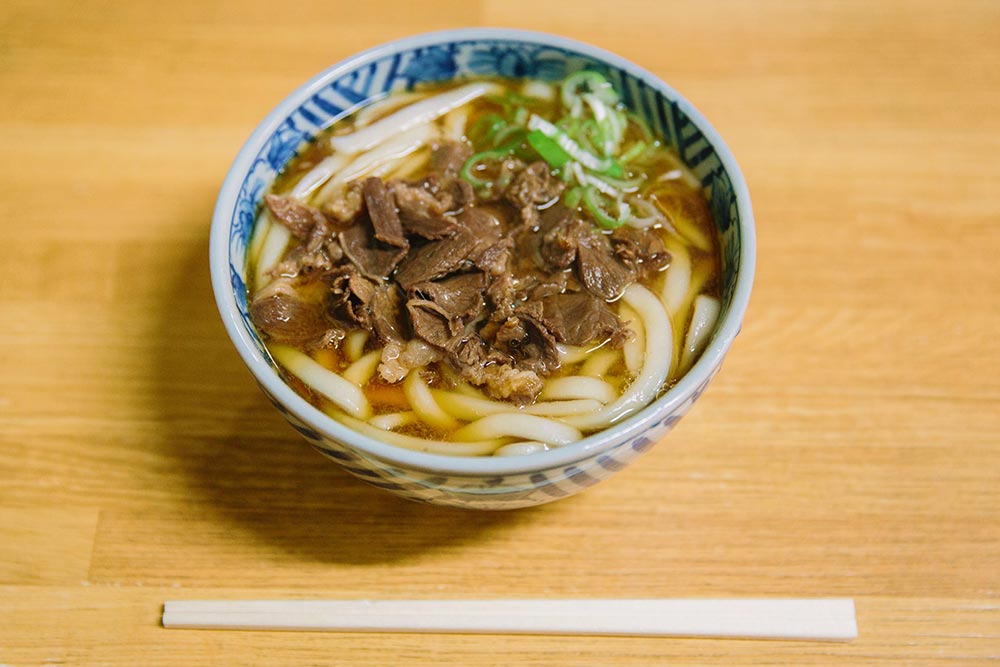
[264,194,328,239]
[362,177,408,249]
[339,215,409,281]
[446,335,544,404]
[505,161,565,209]
[538,292,627,347]
[575,232,636,301]
[321,181,364,223]
[492,304,560,376]
[250,279,342,349]
[369,283,408,344]
[409,272,487,321]
[430,140,473,179]
[328,265,377,328]
[538,205,590,270]
[394,228,479,289]
[388,155,474,240]
[394,210,502,288]
[407,299,456,348]
[407,272,487,350]
[611,226,671,279]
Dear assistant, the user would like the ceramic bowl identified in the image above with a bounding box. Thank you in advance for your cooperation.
[209,28,755,510]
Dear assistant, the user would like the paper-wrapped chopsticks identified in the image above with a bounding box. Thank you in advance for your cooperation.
[162,598,857,641]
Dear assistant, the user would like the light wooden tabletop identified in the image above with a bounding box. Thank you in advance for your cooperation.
[2,1,998,664]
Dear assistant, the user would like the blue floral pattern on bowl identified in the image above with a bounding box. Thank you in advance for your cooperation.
[212,30,754,509]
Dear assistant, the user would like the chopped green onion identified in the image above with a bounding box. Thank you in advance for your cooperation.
[527,114,623,177]
[469,113,507,145]
[460,149,512,189]
[564,186,584,208]
[561,71,618,111]
[619,141,648,163]
[492,124,526,149]
[582,185,629,229]
[526,130,571,168]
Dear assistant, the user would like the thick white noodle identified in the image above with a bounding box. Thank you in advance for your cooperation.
[680,295,721,373]
[556,344,591,365]
[442,107,468,141]
[343,330,369,362]
[579,348,619,378]
[329,82,501,155]
[452,414,582,447]
[342,350,381,387]
[431,390,602,420]
[430,390,517,421]
[315,124,435,205]
[269,344,371,419]
[523,399,603,417]
[619,302,645,375]
[495,441,549,457]
[661,241,691,317]
[352,91,425,128]
[337,414,502,456]
[368,411,417,431]
[254,222,292,290]
[564,284,673,431]
[289,153,350,201]
[539,376,618,403]
[247,209,272,271]
[521,80,555,101]
[404,371,460,431]
[387,149,430,180]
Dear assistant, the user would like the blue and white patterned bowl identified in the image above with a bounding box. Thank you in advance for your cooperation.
[209,29,755,510]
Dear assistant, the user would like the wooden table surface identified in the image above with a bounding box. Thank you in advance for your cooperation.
[2,1,998,664]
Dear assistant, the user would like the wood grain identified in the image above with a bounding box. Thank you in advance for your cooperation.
[1,0,998,665]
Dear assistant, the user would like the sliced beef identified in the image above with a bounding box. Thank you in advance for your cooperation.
[538,292,627,347]
[328,265,377,328]
[409,272,486,321]
[271,243,336,280]
[407,272,486,350]
[455,208,504,259]
[472,235,520,322]
[407,299,456,348]
[576,232,636,300]
[320,181,364,223]
[492,305,560,375]
[370,283,407,344]
[394,211,501,289]
[339,215,409,280]
[611,225,671,279]
[505,161,565,209]
[479,364,544,404]
[264,194,327,239]
[250,279,342,348]
[362,177,408,248]
[430,140,473,180]
[393,228,479,289]
[390,177,461,240]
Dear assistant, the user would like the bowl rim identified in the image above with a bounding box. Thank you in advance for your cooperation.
[210,27,756,477]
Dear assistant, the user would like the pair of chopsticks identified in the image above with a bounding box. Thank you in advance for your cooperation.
[162,598,857,641]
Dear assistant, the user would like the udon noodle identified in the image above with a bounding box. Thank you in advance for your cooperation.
[247,74,721,456]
